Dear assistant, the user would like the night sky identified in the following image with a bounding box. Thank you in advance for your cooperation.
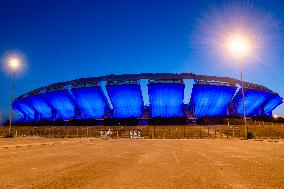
[1,0,284,120]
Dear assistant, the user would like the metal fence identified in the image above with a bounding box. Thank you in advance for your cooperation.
[1,123,284,139]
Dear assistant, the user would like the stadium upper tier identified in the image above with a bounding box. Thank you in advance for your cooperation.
[13,73,283,122]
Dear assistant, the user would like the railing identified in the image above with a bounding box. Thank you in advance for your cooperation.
[1,123,283,139]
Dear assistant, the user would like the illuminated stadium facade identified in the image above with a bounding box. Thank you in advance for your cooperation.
[13,73,283,123]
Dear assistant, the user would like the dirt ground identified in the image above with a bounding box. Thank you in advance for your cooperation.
[0,137,283,189]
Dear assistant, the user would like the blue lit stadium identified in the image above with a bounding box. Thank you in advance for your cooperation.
[12,73,283,124]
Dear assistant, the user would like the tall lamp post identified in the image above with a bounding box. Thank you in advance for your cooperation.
[227,34,250,139]
[8,57,21,134]
[240,61,247,139]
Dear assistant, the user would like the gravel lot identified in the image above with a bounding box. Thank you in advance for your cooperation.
[0,137,283,189]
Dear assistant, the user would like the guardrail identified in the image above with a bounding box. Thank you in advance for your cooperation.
[1,124,283,139]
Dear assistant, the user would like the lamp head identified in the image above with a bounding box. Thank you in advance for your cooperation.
[226,33,251,60]
[9,57,20,70]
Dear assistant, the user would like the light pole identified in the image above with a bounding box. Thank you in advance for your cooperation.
[240,62,247,139]
[227,34,250,139]
[9,71,16,134]
[7,57,21,134]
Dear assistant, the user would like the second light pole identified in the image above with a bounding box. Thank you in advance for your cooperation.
[240,61,247,139]
[226,34,250,139]
[8,57,21,134]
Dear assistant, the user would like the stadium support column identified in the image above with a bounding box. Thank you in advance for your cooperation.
[227,104,229,127]
[260,105,265,117]
[191,104,195,118]
[51,109,57,121]
[67,88,81,119]
[34,111,40,123]
[240,62,247,139]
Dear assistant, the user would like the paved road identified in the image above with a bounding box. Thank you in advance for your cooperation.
[0,137,283,189]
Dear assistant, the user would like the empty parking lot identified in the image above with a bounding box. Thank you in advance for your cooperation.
[0,137,283,189]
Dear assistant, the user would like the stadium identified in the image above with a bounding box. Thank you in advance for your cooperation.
[12,73,283,125]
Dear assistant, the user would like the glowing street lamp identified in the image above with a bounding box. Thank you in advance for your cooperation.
[9,58,20,70]
[226,34,251,59]
[226,33,251,139]
[7,56,21,134]
[196,2,279,138]
[273,115,278,119]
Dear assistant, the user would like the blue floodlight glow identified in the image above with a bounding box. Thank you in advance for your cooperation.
[25,95,52,119]
[148,83,184,117]
[107,84,144,118]
[71,87,109,119]
[263,94,283,115]
[13,100,35,121]
[233,89,271,116]
[190,84,236,117]
[42,90,75,120]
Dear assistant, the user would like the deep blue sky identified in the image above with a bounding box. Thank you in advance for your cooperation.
[1,0,284,120]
